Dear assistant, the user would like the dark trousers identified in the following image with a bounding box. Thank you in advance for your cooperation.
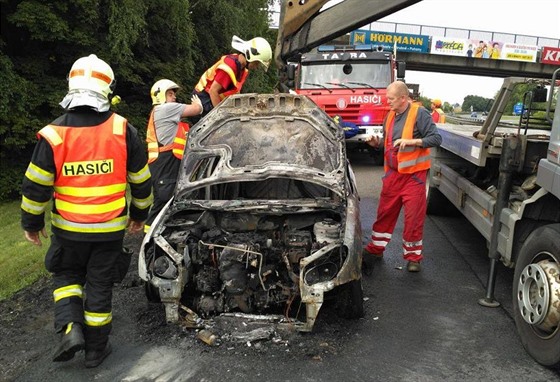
[45,234,122,351]
[145,152,181,227]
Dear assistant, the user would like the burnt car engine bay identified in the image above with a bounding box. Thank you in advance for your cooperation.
[144,208,347,321]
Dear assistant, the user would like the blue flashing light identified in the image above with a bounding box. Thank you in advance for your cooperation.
[362,115,371,124]
[355,44,383,51]
[317,44,383,52]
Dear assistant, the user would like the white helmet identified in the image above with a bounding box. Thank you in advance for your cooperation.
[59,54,115,112]
[151,79,180,105]
[231,35,272,71]
[68,54,115,98]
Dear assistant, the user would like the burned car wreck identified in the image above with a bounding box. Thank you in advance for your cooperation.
[139,94,364,332]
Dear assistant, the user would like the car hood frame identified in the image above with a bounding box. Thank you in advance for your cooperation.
[176,93,348,199]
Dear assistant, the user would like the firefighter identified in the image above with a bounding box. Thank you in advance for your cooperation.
[144,79,203,233]
[21,54,152,368]
[363,81,442,273]
[430,98,446,123]
[191,35,272,121]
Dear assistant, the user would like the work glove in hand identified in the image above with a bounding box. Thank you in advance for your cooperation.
[191,94,203,115]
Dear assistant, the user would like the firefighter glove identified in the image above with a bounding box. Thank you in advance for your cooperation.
[191,94,203,115]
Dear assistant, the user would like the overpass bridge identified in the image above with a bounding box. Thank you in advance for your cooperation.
[351,21,560,79]
[395,51,556,78]
[270,10,560,78]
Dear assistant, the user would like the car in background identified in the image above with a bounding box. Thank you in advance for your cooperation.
[138,93,364,332]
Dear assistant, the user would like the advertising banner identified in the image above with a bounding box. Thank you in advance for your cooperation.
[540,46,560,65]
[430,37,467,56]
[350,29,430,53]
[500,43,538,62]
[430,37,538,62]
[467,40,503,59]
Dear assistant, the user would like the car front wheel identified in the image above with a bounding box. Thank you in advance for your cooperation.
[336,278,365,319]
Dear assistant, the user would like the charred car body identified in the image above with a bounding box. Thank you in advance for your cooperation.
[139,93,364,331]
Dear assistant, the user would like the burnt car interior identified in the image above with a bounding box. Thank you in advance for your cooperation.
[146,178,347,317]
[145,194,346,319]
[180,176,334,200]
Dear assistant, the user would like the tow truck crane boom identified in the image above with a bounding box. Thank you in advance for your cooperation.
[275,0,421,81]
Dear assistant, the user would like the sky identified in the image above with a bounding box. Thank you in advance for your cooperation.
[376,0,560,105]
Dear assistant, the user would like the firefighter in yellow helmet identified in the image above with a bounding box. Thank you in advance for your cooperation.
[191,35,272,122]
[21,54,152,368]
[144,79,203,233]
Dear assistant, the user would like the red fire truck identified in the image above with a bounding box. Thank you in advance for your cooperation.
[288,45,406,160]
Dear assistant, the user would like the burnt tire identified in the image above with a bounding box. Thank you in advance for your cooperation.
[512,224,560,368]
[144,281,161,303]
[336,278,365,319]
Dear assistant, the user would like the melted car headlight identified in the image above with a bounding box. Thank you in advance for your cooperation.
[153,256,178,279]
[303,261,338,284]
[303,245,346,285]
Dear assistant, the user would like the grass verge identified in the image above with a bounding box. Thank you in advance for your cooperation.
[0,200,51,301]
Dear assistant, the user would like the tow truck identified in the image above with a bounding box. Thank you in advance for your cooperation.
[275,0,559,368]
[426,75,560,368]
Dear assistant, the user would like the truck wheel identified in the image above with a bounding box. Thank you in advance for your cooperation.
[513,224,560,368]
[144,281,161,303]
[336,278,365,319]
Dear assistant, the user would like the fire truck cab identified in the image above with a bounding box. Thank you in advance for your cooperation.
[288,45,405,159]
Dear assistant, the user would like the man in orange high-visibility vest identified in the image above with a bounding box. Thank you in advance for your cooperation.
[430,98,446,123]
[144,79,203,233]
[21,54,152,368]
[363,81,442,273]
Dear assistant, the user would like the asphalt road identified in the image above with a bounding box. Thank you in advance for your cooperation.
[4,150,559,382]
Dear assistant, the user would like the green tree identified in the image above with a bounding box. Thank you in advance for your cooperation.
[417,95,431,110]
[462,95,492,113]
[0,0,275,201]
[503,83,544,115]
[189,0,277,92]
[0,52,38,200]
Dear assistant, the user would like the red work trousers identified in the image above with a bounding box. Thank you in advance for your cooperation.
[365,169,428,262]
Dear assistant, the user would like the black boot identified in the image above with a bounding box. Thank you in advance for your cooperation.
[52,322,85,362]
[85,342,112,368]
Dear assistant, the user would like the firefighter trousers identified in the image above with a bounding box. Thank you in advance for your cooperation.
[145,153,181,229]
[45,234,122,351]
[365,169,427,262]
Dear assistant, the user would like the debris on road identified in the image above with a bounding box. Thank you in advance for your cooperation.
[231,327,275,343]
[197,329,218,346]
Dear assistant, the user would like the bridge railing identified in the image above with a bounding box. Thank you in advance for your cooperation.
[354,21,559,49]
